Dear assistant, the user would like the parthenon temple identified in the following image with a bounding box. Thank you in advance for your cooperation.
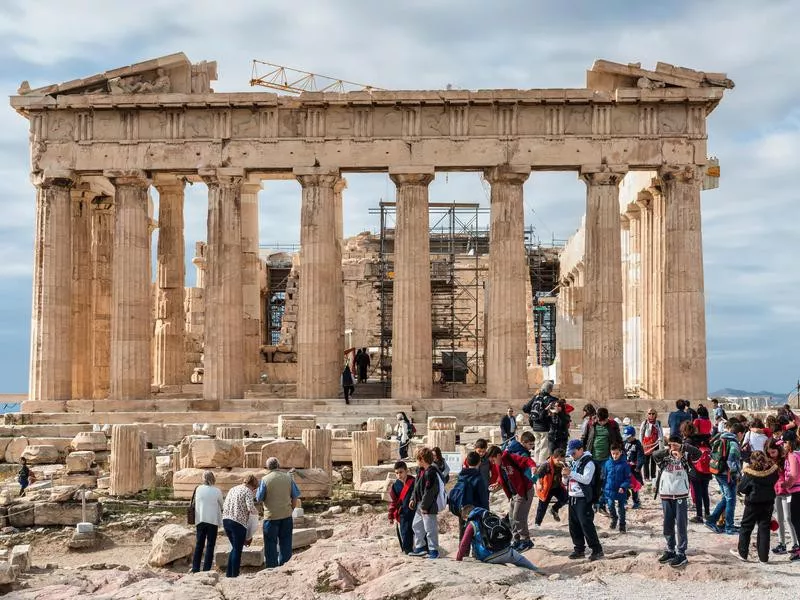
[9,53,733,433]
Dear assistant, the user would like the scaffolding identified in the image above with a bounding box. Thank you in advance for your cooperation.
[370,202,489,397]
[526,232,564,368]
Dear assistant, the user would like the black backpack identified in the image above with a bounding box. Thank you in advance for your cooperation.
[477,510,513,553]
[524,394,548,427]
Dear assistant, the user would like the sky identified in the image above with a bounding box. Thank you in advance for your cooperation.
[0,0,798,395]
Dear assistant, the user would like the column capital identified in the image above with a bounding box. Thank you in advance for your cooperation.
[32,169,76,189]
[625,202,641,219]
[389,166,435,187]
[634,190,652,210]
[333,177,348,194]
[103,169,150,187]
[620,213,630,229]
[294,166,340,188]
[579,165,628,186]
[199,167,245,187]
[483,164,530,185]
[152,173,186,194]
[658,164,703,184]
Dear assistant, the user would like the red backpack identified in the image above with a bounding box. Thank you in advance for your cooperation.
[693,445,712,475]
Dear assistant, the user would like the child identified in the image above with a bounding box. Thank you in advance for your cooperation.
[486,444,538,551]
[705,420,744,535]
[388,461,416,554]
[623,426,644,508]
[471,439,492,485]
[603,443,631,532]
[767,437,799,554]
[533,449,568,525]
[18,457,31,497]
[409,448,442,559]
[431,447,451,484]
[451,452,490,540]
[456,506,541,571]
[653,434,700,568]
[730,450,778,563]
[562,439,603,561]
[781,430,800,561]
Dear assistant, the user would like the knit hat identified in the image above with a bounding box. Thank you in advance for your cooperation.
[622,417,632,426]
[623,425,635,439]
[567,439,583,455]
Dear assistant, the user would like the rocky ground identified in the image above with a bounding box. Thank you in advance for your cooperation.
[2,483,800,600]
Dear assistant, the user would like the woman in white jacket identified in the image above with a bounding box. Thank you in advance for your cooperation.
[192,470,224,573]
[396,412,412,459]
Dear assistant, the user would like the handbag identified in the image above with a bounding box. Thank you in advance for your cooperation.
[187,486,197,525]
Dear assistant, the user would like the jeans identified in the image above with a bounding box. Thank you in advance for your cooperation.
[776,495,799,546]
[343,385,354,403]
[399,442,409,460]
[192,522,218,572]
[509,488,534,541]
[263,516,293,568]
[534,486,568,525]
[738,501,772,561]
[662,497,688,555]
[568,496,601,553]
[709,475,737,531]
[608,496,626,528]
[222,518,247,578]
[690,478,710,518]
[533,431,550,465]
[396,513,415,554]
[486,546,537,570]
[412,509,439,551]
[592,460,606,508]
[643,454,657,480]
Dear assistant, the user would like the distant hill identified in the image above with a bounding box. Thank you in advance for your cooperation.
[710,388,788,404]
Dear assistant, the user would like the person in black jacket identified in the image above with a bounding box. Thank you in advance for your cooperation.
[523,380,558,464]
[454,451,490,541]
[500,407,518,442]
[731,450,779,563]
[409,447,441,559]
[547,400,571,454]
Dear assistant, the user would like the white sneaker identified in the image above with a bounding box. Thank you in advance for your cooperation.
[729,548,747,562]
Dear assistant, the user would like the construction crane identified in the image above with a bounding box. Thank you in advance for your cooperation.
[249,60,384,94]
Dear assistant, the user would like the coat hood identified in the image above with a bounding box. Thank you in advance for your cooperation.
[506,439,530,457]
[743,463,778,478]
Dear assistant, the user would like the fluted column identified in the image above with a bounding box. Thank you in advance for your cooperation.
[295,167,342,398]
[484,165,530,400]
[626,205,642,390]
[660,165,708,402]
[620,214,632,391]
[29,171,75,403]
[107,170,152,400]
[334,178,347,356]
[636,195,653,398]
[201,168,246,402]
[650,183,666,399]
[389,167,434,400]
[581,166,627,404]
[109,424,144,496]
[90,200,114,399]
[153,175,186,387]
[241,179,262,384]
[71,187,93,399]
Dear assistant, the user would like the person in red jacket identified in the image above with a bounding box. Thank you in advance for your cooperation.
[487,445,538,551]
[388,461,416,554]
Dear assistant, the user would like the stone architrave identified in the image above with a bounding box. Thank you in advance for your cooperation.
[660,165,708,402]
[109,424,144,496]
[427,416,457,431]
[106,170,152,400]
[153,175,186,387]
[351,431,378,487]
[389,167,434,400]
[301,428,332,472]
[581,166,628,404]
[90,200,114,399]
[71,188,93,399]
[295,168,343,399]
[29,171,75,403]
[484,165,530,400]
[427,429,456,452]
[240,180,263,384]
[201,168,245,402]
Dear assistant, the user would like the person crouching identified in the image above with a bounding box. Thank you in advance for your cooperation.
[455,505,542,572]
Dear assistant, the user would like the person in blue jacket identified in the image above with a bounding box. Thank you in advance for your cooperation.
[602,442,632,532]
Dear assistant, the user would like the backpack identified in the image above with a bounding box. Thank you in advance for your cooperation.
[435,473,447,512]
[709,437,729,475]
[447,477,467,516]
[409,421,417,436]
[693,445,712,475]
[475,510,513,553]
[525,394,548,427]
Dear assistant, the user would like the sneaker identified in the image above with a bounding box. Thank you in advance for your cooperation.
[772,543,787,555]
[550,506,561,522]
[408,548,428,557]
[729,548,747,562]
[690,516,704,524]
[517,539,534,551]
[658,551,676,564]
[791,544,800,553]
[610,518,618,530]
[669,554,688,568]
[588,550,604,562]
[568,550,585,560]
[632,502,641,509]
[619,524,626,533]
[724,527,740,535]
[598,505,609,517]
[427,550,439,559]
[704,521,721,534]
[790,550,800,562]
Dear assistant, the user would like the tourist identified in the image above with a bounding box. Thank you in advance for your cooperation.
[653,434,700,568]
[731,450,778,563]
[523,380,557,464]
[768,437,799,555]
[17,457,31,497]
[355,347,371,383]
[506,430,536,458]
[639,409,664,482]
[780,430,800,561]
[500,407,518,442]
[623,425,644,508]
[256,457,301,568]
[744,418,768,454]
[341,364,355,404]
[431,446,451,484]
[692,405,714,438]
[681,420,712,523]
[684,400,698,421]
[395,412,412,459]
[222,474,259,578]
[705,420,744,535]
[711,398,728,423]
[409,447,443,559]
[471,438,492,485]
[546,399,571,455]
[667,400,692,438]
[360,421,368,431]
[602,442,631,532]
[487,443,537,551]
[579,403,597,438]
[533,448,568,526]
[562,439,603,561]
[449,451,490,540]
[456,506,541,572]
[388,460,416,554]
[191,470,224,573]
[581,406,622,512]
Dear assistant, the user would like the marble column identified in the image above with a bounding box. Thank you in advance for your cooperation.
[660,165,708,402]
[626,204,642,391]
[581,166,627,404]
[201,168,246,402]
[650,183,666,399]
[295,168,342,399]
[107,170,152,401]
[636,195,652,398]
[153,175,186,387]
[71,188,93,399]
[334,177,346,356]
[90,200,114,399]
[389,167,435,400]
[109,424,144,496]
[484,165,530,400]
[240,179,262,384]
[620,214,632,392]
[28,171,74,403]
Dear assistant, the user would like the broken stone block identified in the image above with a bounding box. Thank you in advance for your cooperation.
[71,431,108,452]
[4,437,29,463]
[56,474,98,488]
[277,415,316,439]
[0,562,16,585]
[68,530,98,550]
[189,438,244,469]
[427,416,457,431]
[66,451,96,474]
[378,438,399,463]
[34,501,102,526]
[359,465,395,483]
[147,524,195,567]
[8,503,34,528]
[316,526,333,539]
[260,439,310,469]
[49,485,79,502]
[292,527,317,549]
[10,544,31,572]
[21,444,60,465]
